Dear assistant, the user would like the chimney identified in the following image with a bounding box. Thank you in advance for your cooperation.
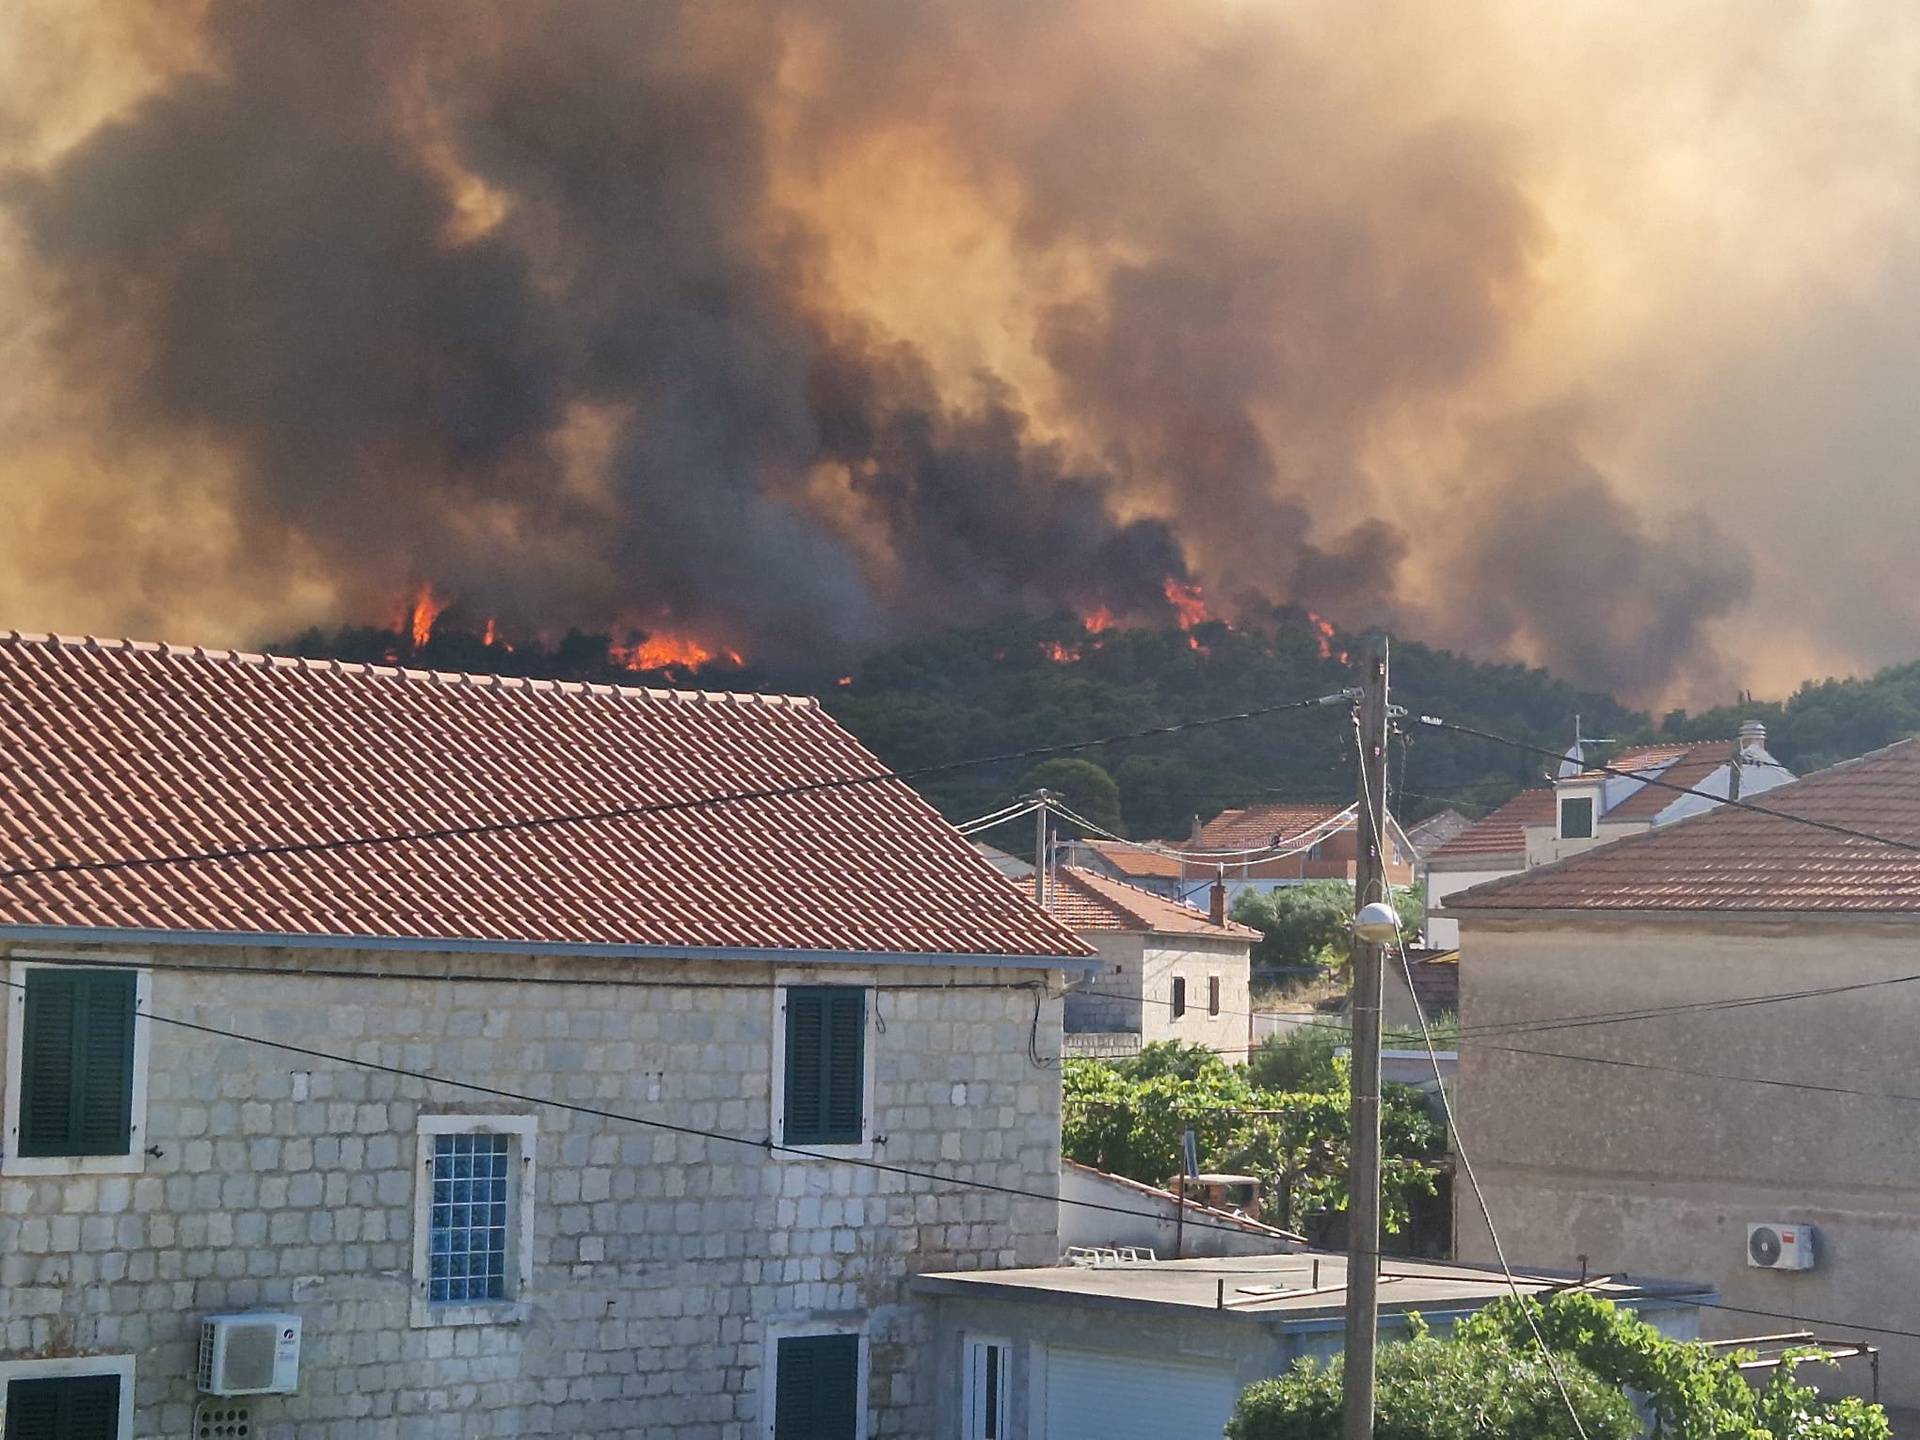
[1209,876,1227,927]
[1738,719,1767,753]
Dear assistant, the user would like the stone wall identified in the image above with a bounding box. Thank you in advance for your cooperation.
[0,944,1064,1438]
[1455,917,1920,1404]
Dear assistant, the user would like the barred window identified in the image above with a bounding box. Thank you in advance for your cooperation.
[427,1132,511,1304]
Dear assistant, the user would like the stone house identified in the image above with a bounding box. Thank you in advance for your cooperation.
[1048,866,1256,1061]
[0,633,1095,1439]
[1443,738,1920,1403]
[1425,724,1792,946]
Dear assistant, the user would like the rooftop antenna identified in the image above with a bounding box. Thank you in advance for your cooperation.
[1556,714,1615,780]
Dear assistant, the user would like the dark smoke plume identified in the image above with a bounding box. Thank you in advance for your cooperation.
[0,0,1762,696]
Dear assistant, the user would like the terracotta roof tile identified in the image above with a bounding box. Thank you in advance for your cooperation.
[1447,739,1920,914]
[1599,745,1728,821]
[1427,790,1556,862]
[1048,866,1259,939]
[1080,839,1184,880]
[1190,803,1349,851]
[1405,809,1473,857]
[0,633,1093,960]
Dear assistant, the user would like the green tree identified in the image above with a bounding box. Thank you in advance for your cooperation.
[1017,757,1125,834]
[1232,881,1427,972]
[1060,1051,1445,1234]
[1227,1330,1638,1440]
[1457,1293,1891,1440]
[1228,1293,1891,1440]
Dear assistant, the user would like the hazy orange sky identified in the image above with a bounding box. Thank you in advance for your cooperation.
[2,1,1916,705]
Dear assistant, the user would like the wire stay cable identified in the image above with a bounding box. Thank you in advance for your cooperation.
[1353,728,1591,1439]
[0,973,1307,1247]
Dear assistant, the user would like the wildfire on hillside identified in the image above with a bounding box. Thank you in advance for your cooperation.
[1041,640,1083,663]
[406,584,447,651]
[1080,605,1116,634]
[610,632,746,675]
[1305,609,1349,664]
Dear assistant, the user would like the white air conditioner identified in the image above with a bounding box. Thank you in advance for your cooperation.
[198,1313,301,1395]
[1746,1222,1816,1271]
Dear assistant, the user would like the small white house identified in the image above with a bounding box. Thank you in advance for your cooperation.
[1050,866,1257,1060]
[1425,724,1791,946]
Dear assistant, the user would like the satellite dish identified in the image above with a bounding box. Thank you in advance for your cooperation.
[1557,743,1585,780]
[1748,1226,1782,1267]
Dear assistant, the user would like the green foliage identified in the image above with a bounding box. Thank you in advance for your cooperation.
[1247,1023,1347,1092]
[1660,658,1920,774]
[1230,1294,1890,1440]
[1456,1293,1891,1440]
[1227,1334,1638,1440]
[1059,1050,1445,1234]
[1232,882,1427,971]
[1017,757,1124,834]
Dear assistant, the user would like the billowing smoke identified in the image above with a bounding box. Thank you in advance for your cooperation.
[8,0,1910,701]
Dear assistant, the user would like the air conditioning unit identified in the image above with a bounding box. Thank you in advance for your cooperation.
[1747,1223,1816,1271]
[198,1313,301,1395]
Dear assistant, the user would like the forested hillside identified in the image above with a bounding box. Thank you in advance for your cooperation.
[279,609,1644,838]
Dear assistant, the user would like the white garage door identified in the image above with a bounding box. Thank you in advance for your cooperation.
[1041,1347,1238,1440]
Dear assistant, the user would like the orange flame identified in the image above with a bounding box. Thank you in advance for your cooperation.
[407,584,447,650]
[612,632,744,673]
[835,674,853,687]
[1305,609,1346,662]
[1042,640,1083,663]
[482,617,498,646]
[1081,605,1116,634]
[1162,577,1210,629]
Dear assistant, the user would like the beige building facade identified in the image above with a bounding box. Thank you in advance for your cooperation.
[0,943,1065,1438]
[1446,738,1920,1404]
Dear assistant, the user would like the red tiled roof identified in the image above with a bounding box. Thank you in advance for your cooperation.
[1080,838,1183,880]
[1427,790,1556,863]
[1191,803,1349,851]
[1446,739,1920,914]
[1599,744,1729,821]
[1405,809,1473,857]
[0,633,1094,961]
[1049,866,1259,939]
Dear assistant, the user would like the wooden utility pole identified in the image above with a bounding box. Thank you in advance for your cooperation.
[1342,636,1391,1440]
[1030,790,1054,907]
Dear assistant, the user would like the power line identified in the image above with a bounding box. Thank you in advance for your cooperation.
[1478,1040,1920,1107]
[0,973,1309,1246]
[1357,739,1591,1440]
[0,688,1353,886]
[1416,716,1920,857]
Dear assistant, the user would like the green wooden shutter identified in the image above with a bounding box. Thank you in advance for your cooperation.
[4,1373,121,1440]
[821,990,865,1144]
[17,969,136,1158]
[773,1334,859,1440]
[783,987,864,1146]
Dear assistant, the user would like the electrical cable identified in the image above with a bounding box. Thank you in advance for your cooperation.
[0,974,1302,1246]
[1047,796,1358,866]
[0,688,1357,886]
[1355,720,1592,1439]
[1416,716,1920,857]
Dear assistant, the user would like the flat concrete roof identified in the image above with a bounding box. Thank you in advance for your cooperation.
[913,1252,1712,1329]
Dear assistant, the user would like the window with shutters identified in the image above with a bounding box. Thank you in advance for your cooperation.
[776,985,871,1152]
[3,962,151,1177]
[0,1357,133,1440]
[1171,977,1186,1019]
[961,1336,1012,1440]
[409,1114,537,1328]
[768,1330,863,1440]
[1559,795,1596,840]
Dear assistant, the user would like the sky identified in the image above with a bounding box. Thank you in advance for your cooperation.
[1,0,1916,706]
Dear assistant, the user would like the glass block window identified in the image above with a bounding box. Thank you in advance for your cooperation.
[427,1132,511,1303]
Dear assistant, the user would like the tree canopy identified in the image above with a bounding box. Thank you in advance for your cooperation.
[1227,1293,1890,1440]
[1061,1042,1445,1236]
[1232,881,1427,972]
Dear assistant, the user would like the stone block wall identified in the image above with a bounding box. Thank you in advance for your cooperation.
[0,945,1063,1438]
